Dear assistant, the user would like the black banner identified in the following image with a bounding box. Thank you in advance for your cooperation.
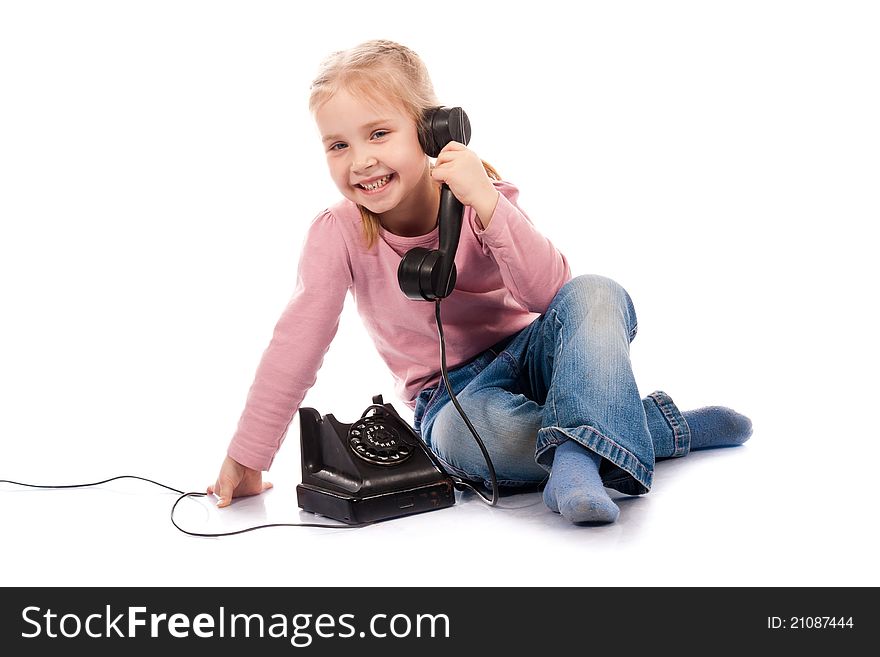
[0,587,873,654]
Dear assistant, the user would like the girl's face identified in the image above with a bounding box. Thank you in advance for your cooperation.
[315,88,436,231]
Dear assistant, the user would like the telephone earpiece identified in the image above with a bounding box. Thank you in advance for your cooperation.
[416,106,471,159]
[397,106,472,301]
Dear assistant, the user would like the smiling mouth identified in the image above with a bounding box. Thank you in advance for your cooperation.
[357,173,394,191]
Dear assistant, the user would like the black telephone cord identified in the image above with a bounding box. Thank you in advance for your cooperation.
[0,300,505,533]
[434,300,500,506]
[0,476,371,536]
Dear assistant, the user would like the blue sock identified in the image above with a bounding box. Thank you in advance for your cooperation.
[543,440,620,524]
[683,407,753,450]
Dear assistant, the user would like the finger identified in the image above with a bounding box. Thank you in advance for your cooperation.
[434,149,463,166]
[433,154,461,170]
[439,140,466,153]
[215,478,234,507]
[208,483,230,507]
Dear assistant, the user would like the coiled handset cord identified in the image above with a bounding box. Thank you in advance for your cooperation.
[434,299,499,506]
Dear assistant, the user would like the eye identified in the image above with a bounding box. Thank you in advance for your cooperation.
[328,130,386,152]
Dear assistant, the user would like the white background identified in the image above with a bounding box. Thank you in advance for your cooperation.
[1,0,878,587]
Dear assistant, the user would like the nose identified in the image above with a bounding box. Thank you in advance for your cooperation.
[350,146,377,175]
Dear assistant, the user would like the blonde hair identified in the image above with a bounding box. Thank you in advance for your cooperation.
[309,39,500,249]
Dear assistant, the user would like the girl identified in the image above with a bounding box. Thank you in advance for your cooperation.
[208,39,752,524]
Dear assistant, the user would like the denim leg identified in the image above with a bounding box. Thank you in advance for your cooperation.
[415,378,691,490]
[644,390,691,459]
[527,275,655,495]
[412,276,692,493]
[416,350,549,487]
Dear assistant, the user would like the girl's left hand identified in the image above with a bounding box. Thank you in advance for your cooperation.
[430,141,499,212]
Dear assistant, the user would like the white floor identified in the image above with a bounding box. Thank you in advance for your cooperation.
[2,1,878,589]
[3,402,877,587]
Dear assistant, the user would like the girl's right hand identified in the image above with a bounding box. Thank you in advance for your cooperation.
[207,455,273,508]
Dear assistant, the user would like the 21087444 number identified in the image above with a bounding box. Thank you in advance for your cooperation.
[767,616,854,629]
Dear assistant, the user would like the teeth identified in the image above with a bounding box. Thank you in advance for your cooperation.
[360,175,391,191]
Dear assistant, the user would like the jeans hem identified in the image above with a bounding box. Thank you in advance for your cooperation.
[535,425,652,496]
[648,390,691,458]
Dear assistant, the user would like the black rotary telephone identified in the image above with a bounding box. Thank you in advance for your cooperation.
[295,395,456,525]
[296,106,497,525]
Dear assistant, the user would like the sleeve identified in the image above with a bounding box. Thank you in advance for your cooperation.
[227,210,353,471]
[469,180,572,313]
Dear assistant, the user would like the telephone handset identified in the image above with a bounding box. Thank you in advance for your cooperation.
[397,106,472,301]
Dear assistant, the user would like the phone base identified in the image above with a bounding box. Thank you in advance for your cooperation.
[296,480,455,525]
[296,395,456,525]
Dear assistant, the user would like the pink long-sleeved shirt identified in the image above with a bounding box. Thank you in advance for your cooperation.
[228,180,571,471]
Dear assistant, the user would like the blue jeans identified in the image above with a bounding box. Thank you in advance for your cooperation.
[412,275,691,495]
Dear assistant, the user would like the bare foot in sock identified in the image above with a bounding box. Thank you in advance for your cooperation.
[543,440,620,524]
